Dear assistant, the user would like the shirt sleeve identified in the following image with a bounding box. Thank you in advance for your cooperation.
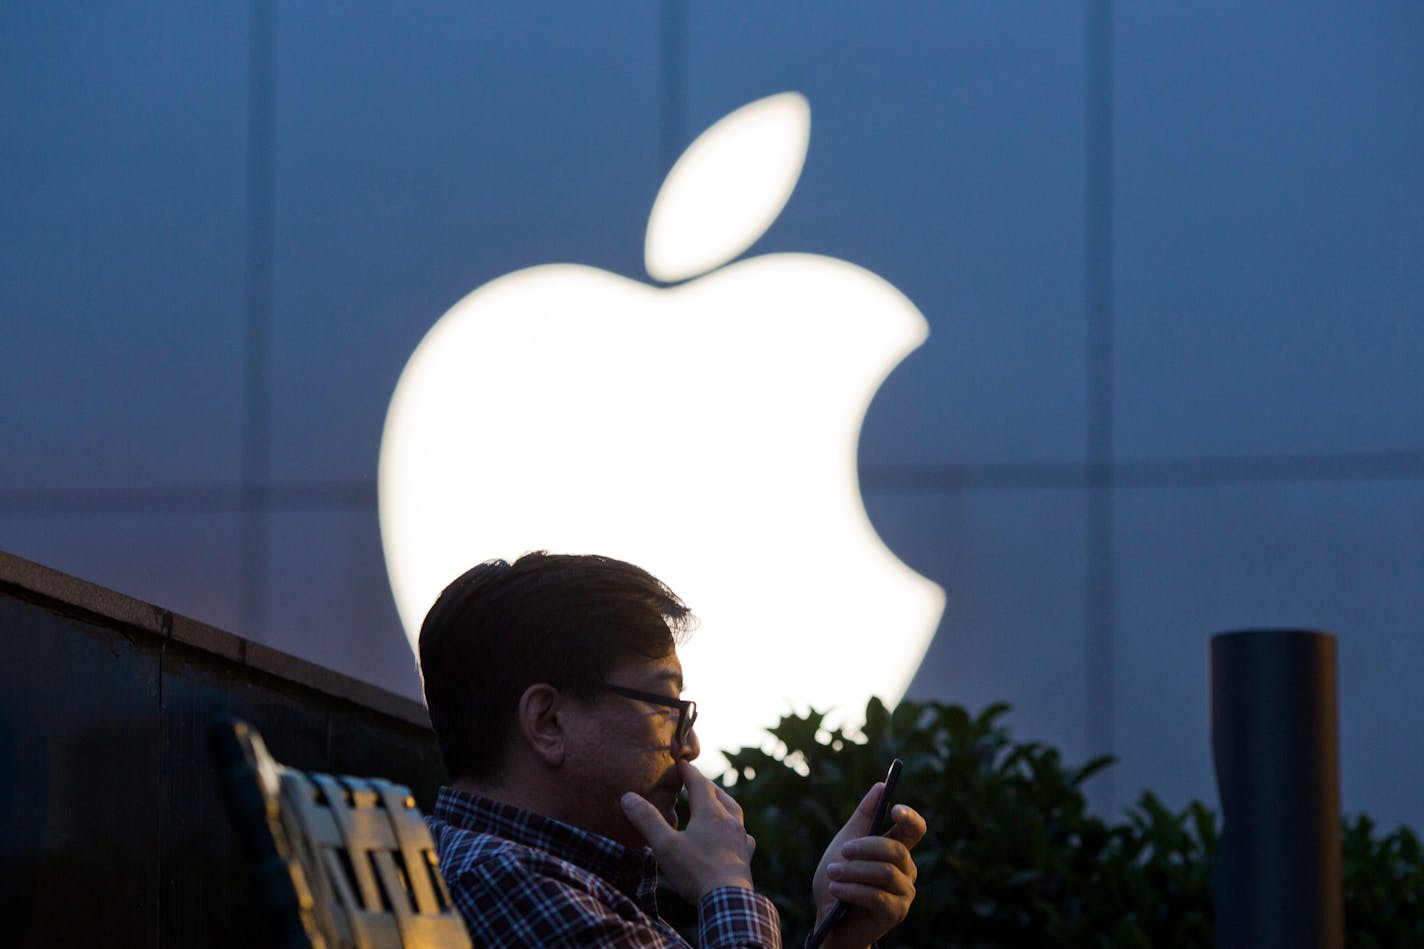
[699,886,782,949]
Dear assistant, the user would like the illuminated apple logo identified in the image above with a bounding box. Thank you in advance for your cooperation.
[379,93,945,769]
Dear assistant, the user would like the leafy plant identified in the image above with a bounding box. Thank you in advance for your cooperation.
[661,698,1423,947]
[1342,815,1424,947]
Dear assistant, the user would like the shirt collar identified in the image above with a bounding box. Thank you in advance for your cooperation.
[433,786,661,909]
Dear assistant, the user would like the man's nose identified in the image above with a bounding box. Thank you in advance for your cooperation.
[677,726,700,762]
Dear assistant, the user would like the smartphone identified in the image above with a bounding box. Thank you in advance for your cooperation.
[866,758,903,835]
[805,758,904,949]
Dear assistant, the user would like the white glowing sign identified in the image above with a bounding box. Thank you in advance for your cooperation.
[379,93,945,769]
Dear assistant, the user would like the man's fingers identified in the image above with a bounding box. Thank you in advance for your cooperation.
[713,784,743,820]
[841,836,916,880]
[886,803,927,850]
[828,853,915,894]
[621,792,676,849]
[679,760,723,816]
[826,878,913,922]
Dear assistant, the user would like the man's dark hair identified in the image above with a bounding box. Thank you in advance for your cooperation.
[419,551,695,781]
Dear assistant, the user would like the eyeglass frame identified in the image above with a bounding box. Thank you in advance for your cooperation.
[602,684,698,747]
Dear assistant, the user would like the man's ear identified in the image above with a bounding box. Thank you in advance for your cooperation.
[516,683,567,767]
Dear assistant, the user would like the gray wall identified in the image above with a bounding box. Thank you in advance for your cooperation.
[4,3,1422,826]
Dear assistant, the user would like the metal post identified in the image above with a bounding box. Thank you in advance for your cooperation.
[1210,629,1342,949]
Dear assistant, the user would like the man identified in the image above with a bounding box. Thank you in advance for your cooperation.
[420,551,924,948]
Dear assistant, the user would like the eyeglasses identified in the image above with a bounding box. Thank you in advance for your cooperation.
[602,684,698,747]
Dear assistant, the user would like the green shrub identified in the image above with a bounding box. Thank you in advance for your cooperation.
[1342,814,1424,948]
[660,698,1424,947]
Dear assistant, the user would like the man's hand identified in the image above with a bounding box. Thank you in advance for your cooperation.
[811,782,926,949]
[621,760,757,904]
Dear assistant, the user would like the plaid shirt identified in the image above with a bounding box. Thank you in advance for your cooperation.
[429,787,781,948]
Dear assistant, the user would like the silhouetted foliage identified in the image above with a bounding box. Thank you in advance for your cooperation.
[661,698,1424,947]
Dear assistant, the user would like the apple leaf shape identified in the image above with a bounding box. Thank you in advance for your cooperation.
[645,92,810,284]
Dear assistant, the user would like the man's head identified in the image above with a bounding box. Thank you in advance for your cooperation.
[419,551,700,843]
